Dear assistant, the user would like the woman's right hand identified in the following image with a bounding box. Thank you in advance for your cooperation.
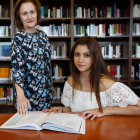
[42,107,63,114]
[17,95,31,115]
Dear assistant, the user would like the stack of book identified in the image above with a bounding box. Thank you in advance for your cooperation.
[133,23,140,35]
[0,5,10,18]
[101,44,122,59]
[133,4,140,17]
[74,3,123,18]
[74,23,123,37]
[0,42,11,60]
[0,87,13,101]
[107,65,121,79]
[53,86,63,100]
[131,63,140,80]
[36,24,70,36]
[51,65,68,80]
[132,43,140,58]
[51,44,67,59]
[0,26,11,37]
[41,6,69,18]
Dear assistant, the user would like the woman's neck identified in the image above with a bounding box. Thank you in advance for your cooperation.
[80,71,90,82]
[23,27,36,33]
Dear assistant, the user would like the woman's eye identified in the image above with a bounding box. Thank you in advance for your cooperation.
[75,53,79,56]
[31,11,35,14]
[84,54,90,57]
[23,12,27,15]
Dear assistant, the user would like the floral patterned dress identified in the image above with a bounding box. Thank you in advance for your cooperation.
[11,29,52,111]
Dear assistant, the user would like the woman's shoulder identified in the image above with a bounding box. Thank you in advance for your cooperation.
[99,77,116,92]
[37,29,47,37]
[12,30,26,40]
[67,76,73,87]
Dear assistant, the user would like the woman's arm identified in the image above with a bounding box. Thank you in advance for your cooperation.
[79,100,140,120]
[79,79,140,120]
[15,83,31,115]
[42,76,73,114]
[104,100,140,116]
[11,35,31,115]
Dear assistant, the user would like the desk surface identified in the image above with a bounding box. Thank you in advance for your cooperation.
[0,114,140,140]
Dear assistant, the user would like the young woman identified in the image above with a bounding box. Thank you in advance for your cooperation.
[42,36,140,120]
[11,0,52,115]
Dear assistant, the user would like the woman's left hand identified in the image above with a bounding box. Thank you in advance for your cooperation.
[78,109,105,120]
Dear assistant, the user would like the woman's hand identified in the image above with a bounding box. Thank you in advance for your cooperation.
[17,95,31,115]
[78,109,105,120]
[42,107,63,114]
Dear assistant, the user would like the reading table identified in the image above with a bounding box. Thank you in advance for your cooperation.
[0,114,140,140]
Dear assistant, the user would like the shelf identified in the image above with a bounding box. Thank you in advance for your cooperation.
[0,18,11,21]
[104,58,128,60]
[48,36,71,38]
[41,18,70,21]
[132,58,140,60]
[51,58,69,61]
[0,80,13,85]
[131,79,140,83]
[74,17,130,21]
[0,36,11,38]
[74,35,129,38]
[0,100,14,105]
[133,35,140,37]
[133,17,140,21]
[0,59,11,61]
[116,79,129,82]
[52,99,62,106]
[0,37,11,41]
[53,80,66,83]
[0,0,138,113]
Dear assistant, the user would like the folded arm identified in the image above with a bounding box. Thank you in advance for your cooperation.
[79,100,140,120]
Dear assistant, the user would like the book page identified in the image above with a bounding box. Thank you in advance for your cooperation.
[3,111,48,127]
[44,113,83,129]
[16,111,47,126]
[6,114,24,125]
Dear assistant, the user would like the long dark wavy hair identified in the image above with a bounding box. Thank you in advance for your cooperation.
[70,36,115,113]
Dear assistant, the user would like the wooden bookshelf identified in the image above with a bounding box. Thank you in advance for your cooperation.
[0,0,140,113]
[0,80,13,85]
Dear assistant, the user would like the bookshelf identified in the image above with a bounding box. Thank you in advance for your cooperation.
[0,0,140,113]
[0,0,14,113]
[132,0,140,91]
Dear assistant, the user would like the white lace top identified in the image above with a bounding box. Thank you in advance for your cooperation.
[61,81,139,112]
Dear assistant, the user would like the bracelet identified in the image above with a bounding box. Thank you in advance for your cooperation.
[62,107,63,113]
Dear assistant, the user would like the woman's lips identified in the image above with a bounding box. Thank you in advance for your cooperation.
[77,64,85,67]
[27,21,33,23]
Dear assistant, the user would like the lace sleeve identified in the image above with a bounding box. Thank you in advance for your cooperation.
[61,81,72,107]
[106,82,139,107]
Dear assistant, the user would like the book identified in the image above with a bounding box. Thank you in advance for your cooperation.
[0,111,85,134]
[0,67,10,80]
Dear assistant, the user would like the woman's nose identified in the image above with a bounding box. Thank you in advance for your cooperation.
[78,55,83,62]
[27,13,32,19]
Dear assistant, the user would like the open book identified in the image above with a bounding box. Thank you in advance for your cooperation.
[0,111,85,134]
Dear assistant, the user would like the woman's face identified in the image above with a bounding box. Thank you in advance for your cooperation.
[19,2,37,32]
[74,44,92,73]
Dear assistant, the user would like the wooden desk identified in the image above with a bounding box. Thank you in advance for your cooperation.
[0,114,140,140]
